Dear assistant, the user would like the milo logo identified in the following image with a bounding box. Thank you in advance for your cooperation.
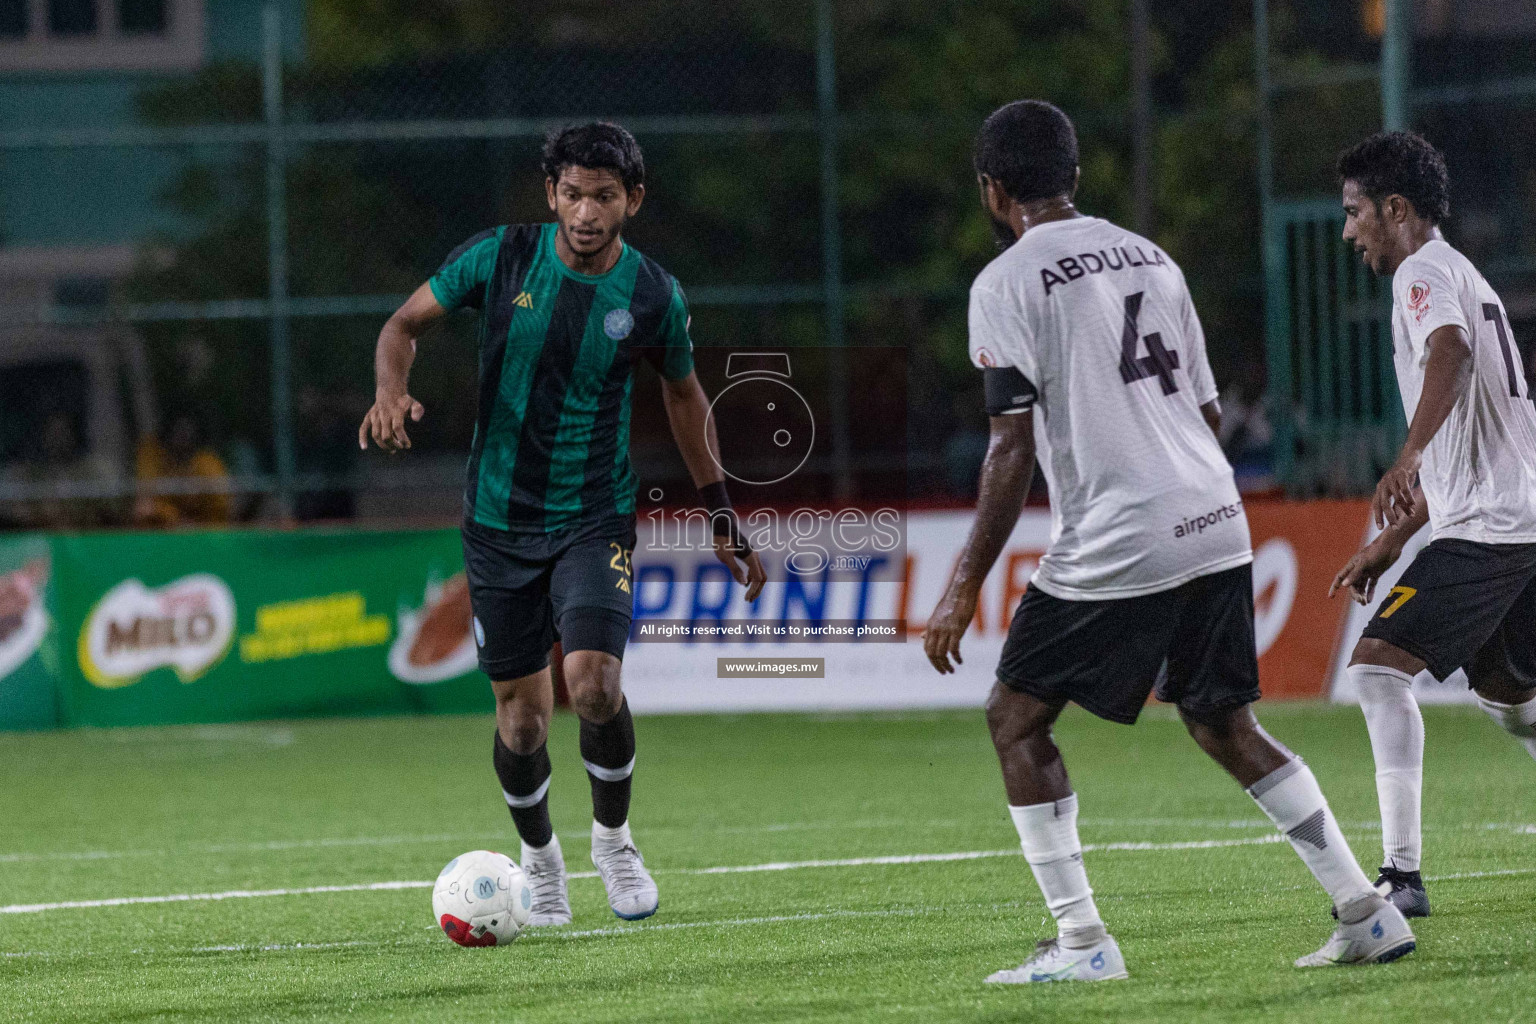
[78,574,236,689]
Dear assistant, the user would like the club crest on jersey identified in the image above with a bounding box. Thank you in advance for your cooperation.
[513,291,534,309]
[604,308,635,340]
[1407,280,1431,324]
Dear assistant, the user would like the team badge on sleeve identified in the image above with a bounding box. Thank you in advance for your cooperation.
[1407,280,1431,324]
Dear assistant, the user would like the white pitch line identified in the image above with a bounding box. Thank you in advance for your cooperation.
[6,862,1536,958]
[0,835,477,865]
[540,907,930,940]
[0,835,1304,916]
[7,820,1531,866]
[1425,866,1536,882]
[0,880,430,915]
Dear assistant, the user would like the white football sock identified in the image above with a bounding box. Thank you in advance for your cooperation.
[1477,694,1536,762]
[521,836,560,862]
[1247,759,1380,922]
[1008,794,1106,948]
[1351,664,1424,871]
[592,820,633,850]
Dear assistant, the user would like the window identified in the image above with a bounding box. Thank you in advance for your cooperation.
[0,0,201,71]
[0,0,26,39]
[49,0,98,36]
[118,0,166,34]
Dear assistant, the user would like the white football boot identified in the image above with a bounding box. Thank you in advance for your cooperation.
[520,835,572,926]
[1296,902,1415,967]
[590,825,659,921]
[985,935,1129,984]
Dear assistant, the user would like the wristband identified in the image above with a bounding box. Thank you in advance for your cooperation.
[698,481,752,557]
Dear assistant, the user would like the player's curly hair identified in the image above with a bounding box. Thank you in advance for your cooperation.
[973,100,1079,204]
[1336,131,1450,224]
[542,121,645,192]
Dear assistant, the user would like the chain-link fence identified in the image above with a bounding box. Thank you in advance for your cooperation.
[1,0,1279,530]
[1257,0,1536,494]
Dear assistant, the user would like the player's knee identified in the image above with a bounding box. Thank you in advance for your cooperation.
[1471,673,1536,707]
[1350,637,1422,675]
[1180,704,1253,753]
[496,704,549,754]
[570,684,622,723]
[985,684,1054,756]
[566,651,623,722]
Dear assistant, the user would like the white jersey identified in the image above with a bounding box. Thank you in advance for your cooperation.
[1391,239,1536,542]
[968,215,1251,600]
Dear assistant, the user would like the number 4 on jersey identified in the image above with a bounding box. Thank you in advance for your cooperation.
[1119,291,1180,395]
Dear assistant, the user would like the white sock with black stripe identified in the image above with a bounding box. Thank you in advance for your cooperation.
[1247,758,1382,922]
[1008,794,1107,949]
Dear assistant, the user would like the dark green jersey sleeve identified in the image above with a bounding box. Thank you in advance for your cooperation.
[655,280,695,381]
[428,226,505,311]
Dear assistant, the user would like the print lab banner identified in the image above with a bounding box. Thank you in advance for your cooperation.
[0,502,1379,730]
[619,501,1376,712]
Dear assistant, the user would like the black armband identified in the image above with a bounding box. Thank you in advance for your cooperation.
[699,480,752,557]
[983,366,1038,416]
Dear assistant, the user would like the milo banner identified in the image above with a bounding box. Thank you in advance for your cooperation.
[0,528,490,731]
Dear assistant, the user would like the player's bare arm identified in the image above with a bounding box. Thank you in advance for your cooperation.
[360,282,446,452]
[1373,323,1472,528]
[1331,484,1429,605]
[660,371,766,602]
[924,412,1035,674]
[1200,399,1221,437]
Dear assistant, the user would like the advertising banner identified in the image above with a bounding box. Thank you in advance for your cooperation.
[0,501,1390,730]
[0,533,57,731]
[50,529,489,728]
[620,501,1373,712]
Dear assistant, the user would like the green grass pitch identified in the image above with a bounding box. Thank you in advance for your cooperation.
[3,702,1534,1023]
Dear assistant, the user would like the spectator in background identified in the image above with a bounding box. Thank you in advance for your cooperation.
[5,411,118,529]
[1217,362,1276,491]
[135,414,232,527]
[294,383,363,521]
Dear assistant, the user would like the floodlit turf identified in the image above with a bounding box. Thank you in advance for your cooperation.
[2,702,1534,1023]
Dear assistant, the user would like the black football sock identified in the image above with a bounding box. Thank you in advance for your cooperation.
[579,697,635,829]
[492,730,553,848]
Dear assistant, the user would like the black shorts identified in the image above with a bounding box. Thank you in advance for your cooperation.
[460,515,636,681]
[996,564,1261,725]
[1361,538,1536,686]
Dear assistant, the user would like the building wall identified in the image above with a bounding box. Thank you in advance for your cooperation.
[0,0,305,252]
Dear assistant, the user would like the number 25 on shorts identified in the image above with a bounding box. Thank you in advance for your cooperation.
[609,543,633,594]
[1379,585,1417,619]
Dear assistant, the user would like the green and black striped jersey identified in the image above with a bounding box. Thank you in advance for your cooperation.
[430,222,694,533]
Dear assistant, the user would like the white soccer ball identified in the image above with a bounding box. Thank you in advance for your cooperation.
[431,850,532,947]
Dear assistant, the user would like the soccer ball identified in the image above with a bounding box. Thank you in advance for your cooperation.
[431,850,532,947]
